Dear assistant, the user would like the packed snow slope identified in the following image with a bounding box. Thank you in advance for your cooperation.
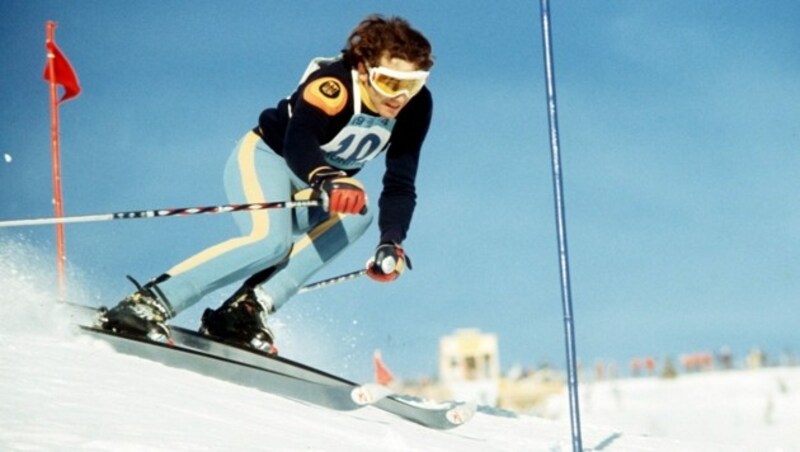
[2,239,799,451]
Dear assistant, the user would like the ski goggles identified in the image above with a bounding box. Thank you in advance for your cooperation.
[367,65,429,98]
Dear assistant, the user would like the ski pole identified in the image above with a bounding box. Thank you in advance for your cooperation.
[0,200,322,228]
[540,0,583,450]
[299,269,367,294]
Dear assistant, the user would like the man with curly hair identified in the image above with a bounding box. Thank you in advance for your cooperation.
[100,15,435,352]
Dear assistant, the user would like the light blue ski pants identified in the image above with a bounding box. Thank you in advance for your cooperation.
[155,131,372,315]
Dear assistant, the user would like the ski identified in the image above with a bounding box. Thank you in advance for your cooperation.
[79,325,379,411]
[67,302,474,429]
[167,325,475,429]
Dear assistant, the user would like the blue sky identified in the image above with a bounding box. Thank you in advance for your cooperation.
[2,1,799,381]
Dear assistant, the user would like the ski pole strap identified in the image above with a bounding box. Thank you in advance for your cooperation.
[0,200,322,228]
[299,269,367,294]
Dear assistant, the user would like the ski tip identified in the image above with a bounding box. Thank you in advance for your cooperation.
[350,383,393,405]
[445,400,477,425]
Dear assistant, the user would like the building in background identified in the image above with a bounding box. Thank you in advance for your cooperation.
[388,328,563,412]
[438,328,501,406]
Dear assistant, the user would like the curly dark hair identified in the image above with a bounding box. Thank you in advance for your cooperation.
[342,15,434,71]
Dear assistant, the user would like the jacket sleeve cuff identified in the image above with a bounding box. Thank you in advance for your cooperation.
[380,227,405,246]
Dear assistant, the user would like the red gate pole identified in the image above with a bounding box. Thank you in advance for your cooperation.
[45,21,68,300]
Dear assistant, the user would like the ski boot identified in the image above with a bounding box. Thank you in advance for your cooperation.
[98,276,173,343]
[199,286,277,354]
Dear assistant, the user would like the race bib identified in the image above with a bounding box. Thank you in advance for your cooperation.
[321,114,395,170]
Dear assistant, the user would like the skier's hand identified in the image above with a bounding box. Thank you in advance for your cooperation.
[366,242,411,282]
[310,167,367,215]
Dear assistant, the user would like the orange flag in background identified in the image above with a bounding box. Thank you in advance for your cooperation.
[373,350,395,386]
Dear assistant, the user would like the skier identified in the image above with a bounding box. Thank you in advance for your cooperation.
[99,14,434,352]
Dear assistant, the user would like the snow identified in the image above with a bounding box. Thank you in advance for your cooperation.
[545,369,800,450]
[2,239,800,451]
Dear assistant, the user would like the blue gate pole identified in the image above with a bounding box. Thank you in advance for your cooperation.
[538,0,583,450]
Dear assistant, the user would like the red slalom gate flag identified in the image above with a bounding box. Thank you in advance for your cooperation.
[43,39,81,103]
[43,21,81,300]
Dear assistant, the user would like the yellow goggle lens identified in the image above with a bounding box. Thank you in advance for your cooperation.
[367,66,429,98]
